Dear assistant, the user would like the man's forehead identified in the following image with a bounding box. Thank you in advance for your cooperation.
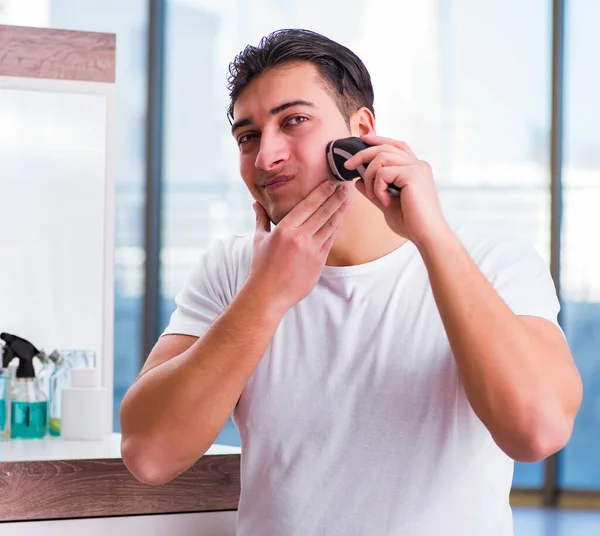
[233,63,327,117]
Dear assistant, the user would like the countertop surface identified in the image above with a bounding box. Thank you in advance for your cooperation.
[0,433,241,462]
[0,433,242,522]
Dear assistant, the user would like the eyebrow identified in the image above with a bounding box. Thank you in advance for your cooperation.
[231,99,316,135]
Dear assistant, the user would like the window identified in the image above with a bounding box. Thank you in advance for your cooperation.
[436,0,552,489]
[559,0,600,489]
[161,1,251,447]
[161,0,553,458]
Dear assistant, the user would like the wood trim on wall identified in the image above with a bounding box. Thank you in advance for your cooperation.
[0,454,240,522]
[510,490,544,508]
[0,25,115,83]
[511,489,600,510]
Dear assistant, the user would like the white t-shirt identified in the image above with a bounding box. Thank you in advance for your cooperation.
[163,225,560,536]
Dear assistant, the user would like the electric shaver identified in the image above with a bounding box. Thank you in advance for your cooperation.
[325,137,401,194]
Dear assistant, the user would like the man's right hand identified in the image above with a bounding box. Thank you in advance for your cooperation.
[247,180,350,314]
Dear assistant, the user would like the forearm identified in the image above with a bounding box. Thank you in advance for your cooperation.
[120,281,284,483]
[417,229,581,462]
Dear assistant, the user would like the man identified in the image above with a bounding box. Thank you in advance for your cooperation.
[120,29,582,535]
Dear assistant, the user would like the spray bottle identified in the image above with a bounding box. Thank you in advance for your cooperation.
[0,333,48,439]
[0,342,14,439]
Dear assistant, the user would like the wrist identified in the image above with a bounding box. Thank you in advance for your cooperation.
[413,223,458,260]
[239,276,290,323]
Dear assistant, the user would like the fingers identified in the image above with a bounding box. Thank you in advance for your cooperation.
[355,179,384,211]
[372,166,413,208]
[355,165,414,209]
[319,227,339,257]
[313,195,350,250]
[344,144,413,171]
[359,152,409,199]
[253,202,271,233]
[302,183,349,236]
[361,134,417,158]
[282,180,339,228]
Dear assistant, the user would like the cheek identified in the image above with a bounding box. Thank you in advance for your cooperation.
[239,156,259,196]
[295,138,330,180]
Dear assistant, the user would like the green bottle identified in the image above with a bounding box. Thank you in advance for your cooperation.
[48,351,70,436]
[1,333,48,439]
[11,380,47,439]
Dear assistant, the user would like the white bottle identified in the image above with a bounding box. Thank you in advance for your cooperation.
[60,367,108,440]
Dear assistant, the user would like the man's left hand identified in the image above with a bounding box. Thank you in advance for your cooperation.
[344,134,449,248]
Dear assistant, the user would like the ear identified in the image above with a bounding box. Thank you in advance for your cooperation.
[350,107,376,138]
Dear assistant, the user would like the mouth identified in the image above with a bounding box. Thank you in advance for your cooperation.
[261,174,295,192]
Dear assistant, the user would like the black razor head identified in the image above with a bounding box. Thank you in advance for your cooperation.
[326,137,371,182]
[325,136,401,194]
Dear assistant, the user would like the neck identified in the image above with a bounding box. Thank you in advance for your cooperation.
[326,186,407,267]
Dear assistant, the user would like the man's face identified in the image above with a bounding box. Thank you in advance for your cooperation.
[231,61,351,224]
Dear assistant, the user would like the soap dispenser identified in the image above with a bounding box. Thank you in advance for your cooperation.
[61,367,108,440]
[0,333,48,439]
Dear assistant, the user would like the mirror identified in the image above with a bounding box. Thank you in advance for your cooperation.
[0,88,107,352]
[0,24,116,462]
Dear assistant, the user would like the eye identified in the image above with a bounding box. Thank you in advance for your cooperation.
[238,132,258,146]
[286,115,309,126]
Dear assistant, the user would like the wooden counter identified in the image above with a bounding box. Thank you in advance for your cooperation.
[0,434,241,522]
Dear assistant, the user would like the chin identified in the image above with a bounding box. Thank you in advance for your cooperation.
[265,197,300,226]
[264,179,328,225]
[269,208,287,226]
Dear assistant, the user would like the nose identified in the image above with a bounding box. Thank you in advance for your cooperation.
[254,130,290,172]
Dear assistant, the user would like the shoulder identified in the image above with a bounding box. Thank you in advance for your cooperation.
[199,232,254,269]
[162,233,253,337]
[449,224,559,316]
[450,224,560,322]
[183,232,254,307]
[451,224,547,273]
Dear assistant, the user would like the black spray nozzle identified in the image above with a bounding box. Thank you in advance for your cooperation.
[0,333,40,379]
[2,344,14,368]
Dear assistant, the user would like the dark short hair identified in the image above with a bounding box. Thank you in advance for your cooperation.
[226,29,375,127]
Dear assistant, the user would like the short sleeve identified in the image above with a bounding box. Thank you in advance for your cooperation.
[161,235,252,339]
[461,229,561,327]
